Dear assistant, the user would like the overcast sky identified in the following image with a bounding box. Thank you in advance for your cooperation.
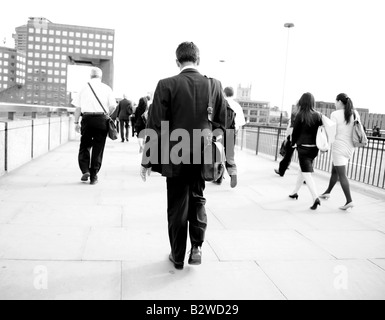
[1,0,384,114]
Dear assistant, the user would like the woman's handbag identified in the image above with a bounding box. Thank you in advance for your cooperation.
[316,125,330,152]
[353,111,368,148]
[201,79,226,182]
[88,83,119,140]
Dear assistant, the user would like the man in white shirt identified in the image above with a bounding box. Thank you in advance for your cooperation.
[72,67,116,185]
[214,87,246,188]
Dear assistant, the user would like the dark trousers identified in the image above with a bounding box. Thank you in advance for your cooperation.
[279,140,295,176]
[130,117,136,137]
[166,167,207,263]
[119,120,130,141]
[79,115,108,177]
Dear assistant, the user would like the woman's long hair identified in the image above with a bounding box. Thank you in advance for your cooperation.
[336,93,354,124]
[136,97,148,116]
[297,92,317,126]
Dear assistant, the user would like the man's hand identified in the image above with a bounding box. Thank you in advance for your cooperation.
[75,124,81,134]
[140,166,151,182]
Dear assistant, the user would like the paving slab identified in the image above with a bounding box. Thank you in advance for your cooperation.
[122,260,285,300]
[259,260,385,300]
[0,260,121,300]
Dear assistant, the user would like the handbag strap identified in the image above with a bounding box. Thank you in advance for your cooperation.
[88,82,108,114]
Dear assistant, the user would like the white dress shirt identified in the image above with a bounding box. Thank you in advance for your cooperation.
[226,97,246,130]
[72,78,116,113]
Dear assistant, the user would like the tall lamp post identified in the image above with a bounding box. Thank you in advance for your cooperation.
[280,22,295,127]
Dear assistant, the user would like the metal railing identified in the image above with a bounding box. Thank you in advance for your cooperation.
[237,126,385,189]
[0,102,75,120]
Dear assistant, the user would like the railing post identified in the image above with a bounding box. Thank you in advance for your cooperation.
[275,127,282,161]
[256,127,261,155]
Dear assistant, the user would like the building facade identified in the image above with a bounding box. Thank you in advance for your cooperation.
[0,17,115,107]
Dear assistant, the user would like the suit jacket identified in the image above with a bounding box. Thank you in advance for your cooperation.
[112,98,133,121]
[142,68,227,178]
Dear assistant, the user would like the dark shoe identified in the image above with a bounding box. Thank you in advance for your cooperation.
[289,193,299,200]
[90,176,98,185]
[275,169,284,177]
[121,140,125,143]
[81,172,90,182]
[230,175,238,188]
[310,198,321,210]
[169,254,184,270]
[188,246,202,266]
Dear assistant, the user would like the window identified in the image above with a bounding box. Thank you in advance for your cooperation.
[82,33,88,38]
[88,41,94,47]
[35,45,41,50]
[61,63,66,68]
[62,31,68,36]
[82,49,87,54]
[89,34,94,39]
[108,43,113,49]
[95,42,100,48]
[101,43,107,48]
[69,32,74,37]
[56,30,61,36]
[42,45,47,51]
[102,35,107,40]
[49,38,54,43]
[55,54,60,60]
[108,35,114,41]
[55,38,61,44]
[36,37,41,42]
[101,51,106,56]
[28,36,34,41]
[76,32,81,38]
[88,49,94,55]
[95,34,101,40]
[82,41,87,46]
[49,30,54,35]
[94,50,100,56]
[75,40,81,46]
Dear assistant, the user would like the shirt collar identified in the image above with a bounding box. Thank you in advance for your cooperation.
[180,65,199,73]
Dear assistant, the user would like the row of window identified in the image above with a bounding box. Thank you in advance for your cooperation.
[29,27,114,42]
[26,44,113,57]
[0,52,13,59]
[26,76,66,84]
[28,37,113,48]
[27,101,67,107]
[26,85,66,92]
[27,61,67,68]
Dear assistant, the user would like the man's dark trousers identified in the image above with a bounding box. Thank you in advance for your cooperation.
[278,139,295,176]
[166,166,207,263]
[119,120,130,141]
[79,114,108,177]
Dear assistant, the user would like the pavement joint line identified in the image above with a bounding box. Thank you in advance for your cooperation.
[293,229,339,260]
[205,240,221,262]
[255,260,288,301]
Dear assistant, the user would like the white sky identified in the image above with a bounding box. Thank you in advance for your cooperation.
[1,0,384,113]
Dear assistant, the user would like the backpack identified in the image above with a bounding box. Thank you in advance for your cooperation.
[353,112,368,148]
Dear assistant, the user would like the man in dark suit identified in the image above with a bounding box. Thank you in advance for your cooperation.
[140,42,227,270]
[113,95,133,142]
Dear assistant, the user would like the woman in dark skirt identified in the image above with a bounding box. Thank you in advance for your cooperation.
[290,92,323,210]
[134,97,148,153]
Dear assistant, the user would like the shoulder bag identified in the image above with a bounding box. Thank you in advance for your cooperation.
[201,78,226,182]
[353,111,368,148]
[88,83,119,140]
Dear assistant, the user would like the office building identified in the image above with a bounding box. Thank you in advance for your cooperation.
[0,17,115,106]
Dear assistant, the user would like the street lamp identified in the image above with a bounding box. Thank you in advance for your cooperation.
[280,22,295,127]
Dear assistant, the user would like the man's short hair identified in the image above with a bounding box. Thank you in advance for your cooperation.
[224,87,234,98]
[90,67,103,79]
[176,42,200,64]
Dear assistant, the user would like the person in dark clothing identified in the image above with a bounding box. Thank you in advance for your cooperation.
[290,92,323,210]
[140,42,227,270]
[113,95,133,142]
[275,111,297,177]
[135,97,148,153]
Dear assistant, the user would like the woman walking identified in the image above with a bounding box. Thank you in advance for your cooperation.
[134,97,148,153]
[290,92,323,210]
[320,93,357,210]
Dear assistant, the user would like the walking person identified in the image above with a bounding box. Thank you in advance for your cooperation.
[213,86,245,188]
[275,109,297,177]
[289,92,323,210]
[320,93,358,210]
[134,97,148,153]
[114,94,133,142]
[73,67,116,185]
[140,42,227,270]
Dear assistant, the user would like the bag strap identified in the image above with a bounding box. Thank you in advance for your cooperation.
[88,82,108,114]
[207,78,213,122]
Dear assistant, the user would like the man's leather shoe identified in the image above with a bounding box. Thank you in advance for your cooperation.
[188,246,202,266]
[230,175,238,188]
[274,169,284,177]
[169,254,184,270]
[81,172,90,182]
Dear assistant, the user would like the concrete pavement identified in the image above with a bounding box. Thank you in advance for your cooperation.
[0,138,385,300]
